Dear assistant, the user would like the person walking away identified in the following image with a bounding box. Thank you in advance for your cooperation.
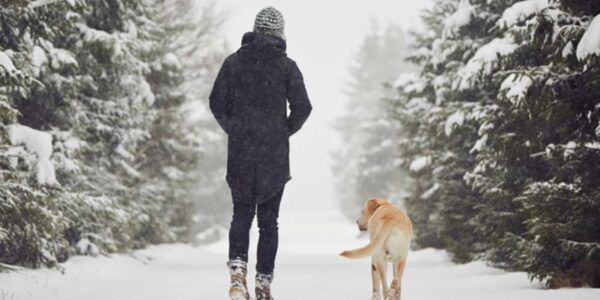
[209,6,312,300]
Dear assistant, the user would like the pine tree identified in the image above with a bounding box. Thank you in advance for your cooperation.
[0,0,73,268]
[391,0,600,285]
[388,0,488,260]
[131,0,228,245]
[448,0,600,285]
[481,0,600,287]
[1,0,228,267]
[166,0,232,238]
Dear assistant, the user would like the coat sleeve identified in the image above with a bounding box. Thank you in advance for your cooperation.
[209,57,233,134]
[286,61,312,135]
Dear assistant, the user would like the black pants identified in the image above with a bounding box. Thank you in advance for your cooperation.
[228,188,284,275]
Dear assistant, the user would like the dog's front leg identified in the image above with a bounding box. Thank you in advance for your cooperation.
[371,258,382,300]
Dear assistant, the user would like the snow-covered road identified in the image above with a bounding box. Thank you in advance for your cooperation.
[1,211,598,300]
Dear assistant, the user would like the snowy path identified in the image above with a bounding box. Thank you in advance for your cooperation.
[1,211,598,300]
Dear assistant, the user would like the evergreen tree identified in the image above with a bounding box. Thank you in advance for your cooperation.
[133,0,228,245]
[1,0,227,267]
[156,0,232,239]
[477,0,600,287]
[1,0,74,267]
[389,0,487,260]
[391,0,600,285]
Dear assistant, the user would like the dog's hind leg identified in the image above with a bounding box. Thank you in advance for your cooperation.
[388,259,406,300]
[375,256,389,298]
[371,258,383,300]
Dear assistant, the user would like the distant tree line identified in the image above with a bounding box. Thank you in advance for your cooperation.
[333,23,417,221]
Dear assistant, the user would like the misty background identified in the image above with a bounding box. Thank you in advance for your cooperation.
[216,0,430,213]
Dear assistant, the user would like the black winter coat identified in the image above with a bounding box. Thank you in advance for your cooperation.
[209,32,312,204]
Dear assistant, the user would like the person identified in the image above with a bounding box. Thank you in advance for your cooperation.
[209,6,312,300]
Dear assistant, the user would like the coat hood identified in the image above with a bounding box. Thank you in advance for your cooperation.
[237,32,287,61]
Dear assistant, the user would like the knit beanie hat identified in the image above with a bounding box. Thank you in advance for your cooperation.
[254,7,285,40]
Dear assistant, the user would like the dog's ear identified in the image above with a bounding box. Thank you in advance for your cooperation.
[366,198,382,215]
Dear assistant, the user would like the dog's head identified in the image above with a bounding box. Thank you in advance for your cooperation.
[356,198,388,232]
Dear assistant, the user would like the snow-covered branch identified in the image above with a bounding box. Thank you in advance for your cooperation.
[29,0,69,9]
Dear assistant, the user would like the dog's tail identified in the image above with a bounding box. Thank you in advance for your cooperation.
[339,224,393,259]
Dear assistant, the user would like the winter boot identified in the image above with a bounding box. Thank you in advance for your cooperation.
[255,272,274,300]
[227,259,250,300]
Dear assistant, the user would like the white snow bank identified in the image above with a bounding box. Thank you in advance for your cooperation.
[445,111,465,136]
[458,38,519,89]
[500,73,533,106]
[8,124,58,185]
[410,156,431,172]
[576,14,600,61]
[443,0,475,39]
[497,0,550,29]
[2,211,600,300]
[0,50,16,71]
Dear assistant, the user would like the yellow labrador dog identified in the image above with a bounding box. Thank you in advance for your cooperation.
[340,198,413,300]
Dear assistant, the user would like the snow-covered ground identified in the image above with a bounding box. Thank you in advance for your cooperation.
[1,210,598,300]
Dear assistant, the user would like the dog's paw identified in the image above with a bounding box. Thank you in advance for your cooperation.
[371,291,382,300]
[386,289,400,300]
